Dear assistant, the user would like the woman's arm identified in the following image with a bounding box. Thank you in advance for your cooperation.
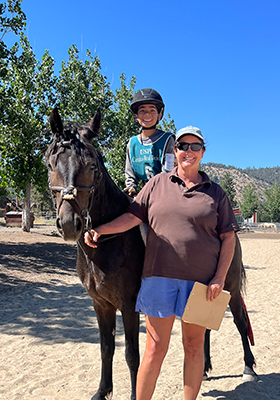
[206,230,236,302]
[84,212,142,248]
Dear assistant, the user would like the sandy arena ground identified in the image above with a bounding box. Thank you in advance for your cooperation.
[0,221,279,400]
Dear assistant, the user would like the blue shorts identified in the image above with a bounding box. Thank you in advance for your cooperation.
[136,277,195,318]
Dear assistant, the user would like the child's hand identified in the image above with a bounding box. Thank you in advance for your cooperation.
[123,187,137,197]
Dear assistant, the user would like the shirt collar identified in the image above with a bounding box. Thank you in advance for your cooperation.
[169,167,212,186]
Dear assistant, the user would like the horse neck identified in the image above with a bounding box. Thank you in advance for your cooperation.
[90,164,130,226]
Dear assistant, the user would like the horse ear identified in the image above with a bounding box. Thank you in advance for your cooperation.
[50,107,63,135]
[86,108,101,139]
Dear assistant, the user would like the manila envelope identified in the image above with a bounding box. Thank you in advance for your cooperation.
[182,282,231,331]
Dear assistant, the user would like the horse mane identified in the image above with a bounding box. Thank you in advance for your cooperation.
[46,121,100,164]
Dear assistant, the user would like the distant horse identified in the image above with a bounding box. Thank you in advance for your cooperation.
[259,222,277,232]
[46,107,256,399]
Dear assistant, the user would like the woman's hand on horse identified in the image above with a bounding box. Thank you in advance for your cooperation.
[206,276,225,302]
[84,230,100,247]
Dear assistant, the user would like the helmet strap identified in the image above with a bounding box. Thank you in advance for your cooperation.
[142,124,157,131]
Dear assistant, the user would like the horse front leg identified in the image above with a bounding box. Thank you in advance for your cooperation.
[92,301,117,400]
[229,293,257,382]
[121,304,140,400]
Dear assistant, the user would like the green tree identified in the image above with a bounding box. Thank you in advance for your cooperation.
[257,202,270,223]
[220,171,237,208]
[159,113,176,134]
[105,73,139,187]
[0,34,57,231]
[239,184,259,219]
[56,45,114,144]
[31,186,55,214]
[0,0,26,121]
[0,0,26,58]
[263,183,280,222]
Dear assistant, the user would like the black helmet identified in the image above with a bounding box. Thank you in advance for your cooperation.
[130,88,165,116]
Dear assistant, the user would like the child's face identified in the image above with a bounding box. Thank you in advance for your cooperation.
[135,104,159,129]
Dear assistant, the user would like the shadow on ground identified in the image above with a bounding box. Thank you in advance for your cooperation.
[0,240,137,346]
[202,373,280,400]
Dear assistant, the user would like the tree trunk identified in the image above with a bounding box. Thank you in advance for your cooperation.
[22,183,31,232]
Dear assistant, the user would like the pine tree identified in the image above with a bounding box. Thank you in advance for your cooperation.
[239,184,259,219]
[220,171,237,208]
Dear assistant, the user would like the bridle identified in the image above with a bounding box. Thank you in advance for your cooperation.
[48,138,102,233]
[48,137,122,244]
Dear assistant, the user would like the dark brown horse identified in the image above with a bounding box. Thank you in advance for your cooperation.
[46,107,256,399]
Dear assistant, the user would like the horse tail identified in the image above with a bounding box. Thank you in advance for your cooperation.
[240,295,255,346]
[239,261,254,346]
[240,261,247,295]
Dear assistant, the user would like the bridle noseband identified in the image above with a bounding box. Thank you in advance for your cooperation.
[49,183,97,231]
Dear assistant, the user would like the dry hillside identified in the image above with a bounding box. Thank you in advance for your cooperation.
[202,164,270,203]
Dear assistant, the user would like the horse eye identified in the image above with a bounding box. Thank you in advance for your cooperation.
[90,163,96,171]
[48,163,53,172]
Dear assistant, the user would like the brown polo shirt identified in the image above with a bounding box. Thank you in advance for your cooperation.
[127,168,239,284]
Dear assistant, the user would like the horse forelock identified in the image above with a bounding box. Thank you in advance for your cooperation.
[46,122,99,165]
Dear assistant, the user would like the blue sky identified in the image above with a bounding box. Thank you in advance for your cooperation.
[7,0,280,168]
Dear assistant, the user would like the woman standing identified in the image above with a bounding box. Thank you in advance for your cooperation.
[85,126,238,400]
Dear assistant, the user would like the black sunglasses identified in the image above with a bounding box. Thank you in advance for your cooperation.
[175,142,203,152]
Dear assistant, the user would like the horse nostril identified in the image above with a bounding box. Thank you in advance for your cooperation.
[56,218,62,231]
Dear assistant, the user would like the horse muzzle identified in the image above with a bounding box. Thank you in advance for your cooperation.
[56,202,84,241]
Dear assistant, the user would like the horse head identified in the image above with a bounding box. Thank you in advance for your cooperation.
[46,107,103,241]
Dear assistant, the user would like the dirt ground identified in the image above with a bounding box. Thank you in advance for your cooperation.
[0,220,279,400]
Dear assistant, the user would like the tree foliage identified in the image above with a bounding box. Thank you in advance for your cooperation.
[263,183,280,222]
[220,171,237,208]
[0,34,57,230]
[105,73,139,187]
[0,0,26,57]
[56,45,114,144]
[239,184,259,219]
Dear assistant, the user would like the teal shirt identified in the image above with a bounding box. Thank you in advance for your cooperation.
[130,131,171,182]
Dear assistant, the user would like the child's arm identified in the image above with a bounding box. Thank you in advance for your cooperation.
[162,134,175,173]
[124,141,139,193]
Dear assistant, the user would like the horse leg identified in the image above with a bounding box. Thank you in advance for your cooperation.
[229,293,257,382]
[121,305,140,400]
[92,301,117,400]
[203,329,212,379]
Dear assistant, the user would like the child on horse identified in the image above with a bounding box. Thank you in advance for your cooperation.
[124,88,175,196]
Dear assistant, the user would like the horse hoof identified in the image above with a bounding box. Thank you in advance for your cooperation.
[243,373,257,383]
[91,390,113,400]
[242,366,257,382]
[202,372,208,381]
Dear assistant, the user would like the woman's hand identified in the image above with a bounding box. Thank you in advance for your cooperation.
[84,229,100,248]
[206,276,225,302]
[207,231,236,302]
[83,213,142,248]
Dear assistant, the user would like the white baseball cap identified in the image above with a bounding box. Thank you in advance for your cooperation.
[175,126,204,142]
